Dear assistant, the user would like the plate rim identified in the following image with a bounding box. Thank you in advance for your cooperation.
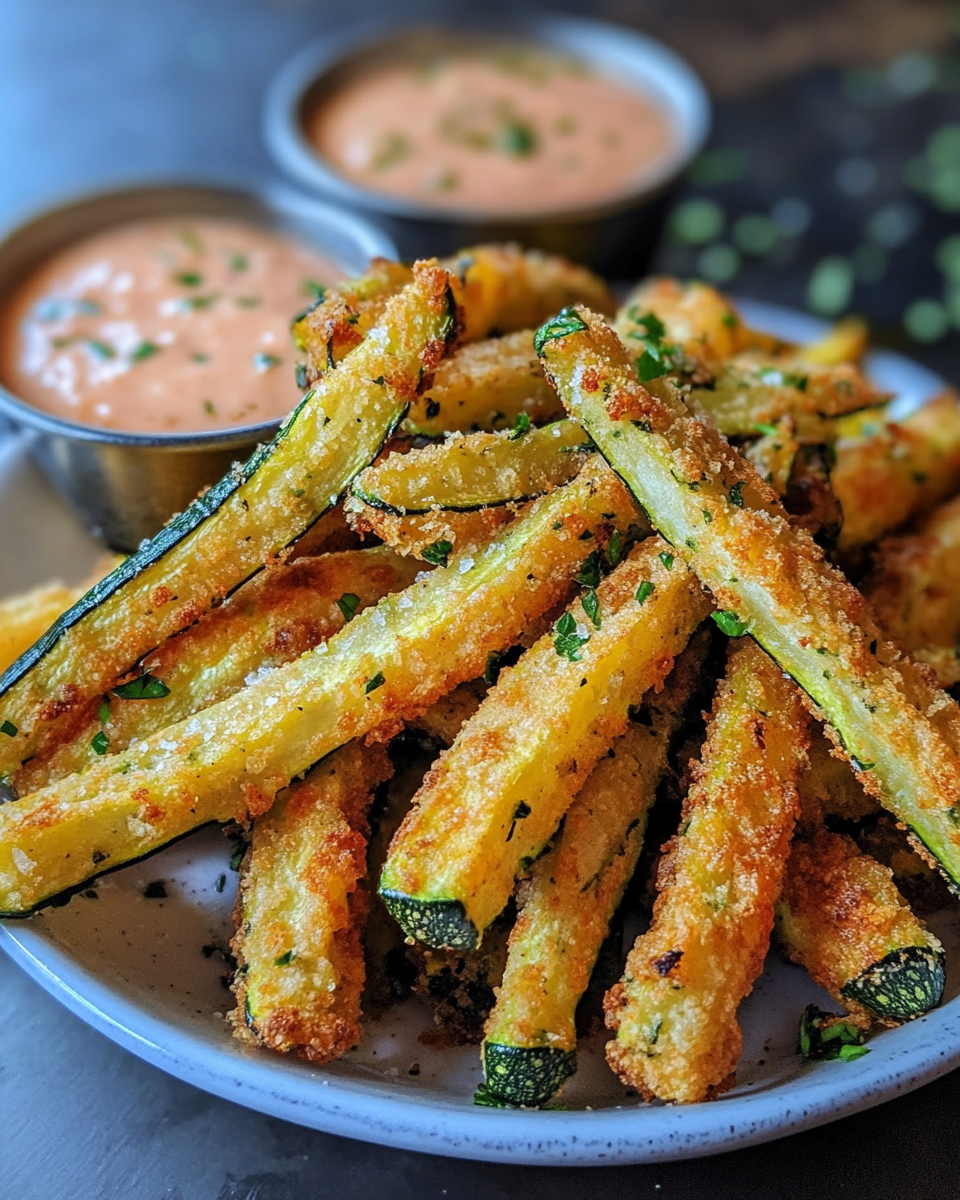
[1,299,955,1165]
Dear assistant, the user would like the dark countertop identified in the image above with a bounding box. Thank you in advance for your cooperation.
[1,2,959,1196]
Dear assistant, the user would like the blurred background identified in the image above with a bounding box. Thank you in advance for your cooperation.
[2,0,959,371]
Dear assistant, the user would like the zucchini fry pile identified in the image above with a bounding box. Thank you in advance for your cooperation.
[1,249,959,1110]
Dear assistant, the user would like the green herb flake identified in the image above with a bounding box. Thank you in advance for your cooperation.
[799,1004,870,1062]
[850,756,877,773]
[132,341,160,362]
[635,581,655,606]
[0,720,17,737]
[86,339,115,360]
[533,307,589,355]
[553,611,589,662]
[659,551,674,570]
[253,352,282,373]
[191,352,211,364]
[498,117,537,158]
[372,131,411,170]
[234,296,261,308]
[728,481,745,508]
[228,835,246,872]
[228,253,249,272]
[421,539,454,568]
[576,550,603,589]
[636,347,667,383]
[97,700,111,726]
[336,592,361,623]
[606,529,623,567]
[712,610,749,637]
[582,588,602,629]
[91,730,110,755]
[202,400,216,416]
[143,880,167,899]
[274,950,295,966]
[112,672,171,700]
[174,271,203,287]
[364,671,386,694]
[753,422,779,437]
[721,311,738,328]
[509,412,531,440]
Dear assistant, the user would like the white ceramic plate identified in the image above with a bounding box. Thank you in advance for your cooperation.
[2,302,959,1166]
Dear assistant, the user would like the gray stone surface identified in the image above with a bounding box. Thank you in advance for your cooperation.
[2,1,960,1196]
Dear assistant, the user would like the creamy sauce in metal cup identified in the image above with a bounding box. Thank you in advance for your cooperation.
[0,217,341,434]
[306,44,675,216]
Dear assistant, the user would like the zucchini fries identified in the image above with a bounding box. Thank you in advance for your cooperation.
[538,305,960,890]
[604,639,809,1103]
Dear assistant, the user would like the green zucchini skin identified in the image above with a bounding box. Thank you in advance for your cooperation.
[841,946,946,1021]
[379,891,478,950]
[481,1042,576,1107]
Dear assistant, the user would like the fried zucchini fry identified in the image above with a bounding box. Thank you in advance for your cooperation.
[800,316,869,367]
[230,740,393,1062]
[0,463,634,915]
[0,557,120,675]
[481,632,708,1107]
[0,260,460,780]
[604,639,809,1104]
[865,494,960,687]
[539,305,960,890]
[380,538,711,950]
[775,825,944,1026]
[13,549,420,794]
[405,331,562,435]
[831,391,960,550]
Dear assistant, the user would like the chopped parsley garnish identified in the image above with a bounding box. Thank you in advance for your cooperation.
[635,581,655,606]
[729,481,745,507]
[97,700,111,726]
[721,311,738,328]
[371,131,411,170]
[143,880,167,899]
[753,422,779,437]
[498,117,537,158]
[174,271,203,287]
[712,610,749,637]
[364,671,386,694]
[784,372,809,391]
[553,611,589,662]
[112,672,171,700]
[86,339,115,360]
[421,539,454,568]
[850,756,876,773]
[202,400,216,416]
[132,341,160,362]
[228,253,249,272]
[575,549,603,588]
[606,529,623,566]
[336,592,361,622]
[659,551,674,570]
[533,307,589,355]
[582,588,602,629]
[0,720,17,737]
[630,310,681,383]
[191,352,211,363]
[182,293,219,310]
[295,364,309,390]
[228,835,246,871]
[253,352,282,372]
[702,509,712,523]
[506,800,533,842]
[799,1004,870,1062]
[508,412,531,440]
[91,730,110,755]
[274,950,295,966]
[234,296,261,308]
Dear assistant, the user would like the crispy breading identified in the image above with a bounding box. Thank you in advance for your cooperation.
[230,740,393,1062]
[604,640,809,1103]
[0,464,635,914]
[381,538,711,945]
[776,824,943,1026]
[13,548,420,794]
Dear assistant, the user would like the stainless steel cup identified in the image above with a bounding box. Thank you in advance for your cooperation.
[0,181,396,550]
[264,16,711,279]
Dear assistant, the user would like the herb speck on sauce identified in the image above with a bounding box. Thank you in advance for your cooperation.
[306,43,674,215]
[0,217,340,434]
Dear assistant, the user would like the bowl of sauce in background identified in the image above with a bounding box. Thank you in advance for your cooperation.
[0,182,396,549]
[264,16,710,277]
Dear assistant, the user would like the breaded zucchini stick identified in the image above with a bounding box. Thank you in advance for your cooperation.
[0,557,120,675]
[538,306,960,889]
[481,632,708,1107]
[776,825,944,1026]
[831,391,960,549]
[0,261,459,780]
[866,494,960,687]
[604,639,809,1103]
[380,538,711,949]
[0,463,634,915]
[230,740,393,1062]
[13,549,420,794]
[404,330,562,435]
